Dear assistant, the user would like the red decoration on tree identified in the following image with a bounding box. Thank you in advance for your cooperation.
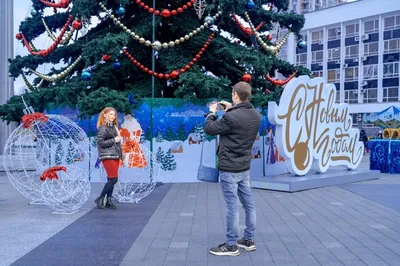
[135,0,194,16]
[242,73,252,83]
[161,9,171,18]
[19,15,73,57]
[264,71,297,87]
[72,19,83,30]
[102,54,112,62]
[21,113,49,129]
[39,0,70,8]
[16,33,22,40]
[123,33,215,80]
[232,14,263,36]
[267,34,273,41]
[40,166,67,181]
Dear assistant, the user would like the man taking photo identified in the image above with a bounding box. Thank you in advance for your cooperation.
[204,81,261,256]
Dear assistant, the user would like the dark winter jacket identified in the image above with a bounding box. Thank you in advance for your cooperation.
[204,102,261,173]
[97,124,122,161]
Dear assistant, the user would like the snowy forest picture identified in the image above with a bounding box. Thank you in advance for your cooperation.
[46,98,289,183]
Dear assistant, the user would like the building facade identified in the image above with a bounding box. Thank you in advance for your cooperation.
[284,0,400,135]
[289,0,343,14]
[0,0,14,153]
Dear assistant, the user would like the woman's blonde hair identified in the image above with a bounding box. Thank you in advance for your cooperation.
[97,107,118,129]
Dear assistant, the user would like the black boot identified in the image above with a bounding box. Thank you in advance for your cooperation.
[106,196,117,209]
[94,196,105,209]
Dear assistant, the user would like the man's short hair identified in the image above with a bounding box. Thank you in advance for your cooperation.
[232,82,252,102]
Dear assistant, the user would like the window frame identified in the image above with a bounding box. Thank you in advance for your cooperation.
[328,27,341,41]
[328,48,341,61]
[311,50,324,63]
[363,64,378,80]
[363,42,379,56]
[362,88,378,103]
[383,87,399,102]
[384,39,400,54]
[345,45,359,59]
[364,19,379,34]
[344,90,358,104]
[383,62,400,78]
[345,23,359,38]
[311,30,324,44]
[345,67,359,81]
[384,15,400,30]
[328,69,340,83]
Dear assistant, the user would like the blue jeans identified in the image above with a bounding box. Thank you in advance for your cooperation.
[220,170,256,246]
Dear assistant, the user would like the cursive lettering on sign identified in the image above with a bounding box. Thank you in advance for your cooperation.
[268,76,364,176]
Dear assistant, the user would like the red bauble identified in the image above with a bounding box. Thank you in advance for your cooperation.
[170,71,179,79]
[180,69,185,73]
[16,33,23,40]
[158,73,164,79]
[136,0,141,3]
[154,10,160,16]
[161,9,171,18]
[184,65,190,70]
[149,8,154,13]
[144,68,149,72]
[177,8,183,13]
[148,70,153,75]
[187,2,192,7]
[267,34,273,41]
[40,50,49,57]
[72,20,83,30]
[144,5,149,10]
[244,27,252,35]
[171,10,177,16]
[153,72,158,77]
[164,74,170,79]
[140,3,145,7]
[183,5,188,9]
[102,54,112,61]
[195,55,201,59]
[242,73,252,83]
[59,0,70,8]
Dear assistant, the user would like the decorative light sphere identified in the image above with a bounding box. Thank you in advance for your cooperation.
[116,6,126,17]
[267,34,273,41]
[247,0,255,9]
[81,71,91,81]
[297,40,306,49]
[204,16,214,25]
[100,144,159,204]
[3,114,90,213]
[72,20,83,30]
[242,73,252,83]
[151,41,162,51]
[30,8,38,16]
[113,60,121,69]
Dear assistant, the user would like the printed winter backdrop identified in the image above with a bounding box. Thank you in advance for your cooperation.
[46,99,289,183]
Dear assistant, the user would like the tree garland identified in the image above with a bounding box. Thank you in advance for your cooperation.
[134,0,195,17]
[29,55,82,82]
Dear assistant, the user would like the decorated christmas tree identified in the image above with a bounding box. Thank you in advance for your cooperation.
[0,0,309,123]
[155,146,165,169]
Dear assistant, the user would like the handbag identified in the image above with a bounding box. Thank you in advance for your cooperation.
[197,140,219,183]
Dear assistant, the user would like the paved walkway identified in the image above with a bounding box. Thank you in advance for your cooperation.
[1,158,400,266]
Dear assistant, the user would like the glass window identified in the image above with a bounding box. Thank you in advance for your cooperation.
[364,19,379,34]
[328,69,340,83]
[311,30,323,44]
[311,51,323,63]
[351,113,358,125]
[328,48,341,61]
[336,91,340,103]
[296,53,307,66]
[328,27,341,40]
[384,39,400,53]
[383,87,399,102]
[345,23,359,37]
[345,67,358,81]
[362,88,377,103]
[344,90,358,104]
[312,71,323,78]
[345,45,359,59]
[384,15,400,30]
[364,42,379,56]
[363,65,378,80]
[300,31,308,43]
[383,62,399,78]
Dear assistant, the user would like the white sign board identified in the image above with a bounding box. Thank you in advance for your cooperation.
[268,76,364,176]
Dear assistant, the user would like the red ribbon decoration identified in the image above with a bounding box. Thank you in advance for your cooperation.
[40,166,67,181]
[39,0,70,8]
[21,113,49,128]
[232,14,264,36]
[135,0,195,17]
[18,15,73,57]
[123,33,215,80]
[264,71,297,87]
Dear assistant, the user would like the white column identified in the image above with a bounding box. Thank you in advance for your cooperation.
[323,26,328,84]
[0,0,15,154]
[358,19,363,104]
[340,22,345,103]
[378,14,384,102]
[307,29,312,70]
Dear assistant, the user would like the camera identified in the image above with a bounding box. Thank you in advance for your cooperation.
[217,103,226,111]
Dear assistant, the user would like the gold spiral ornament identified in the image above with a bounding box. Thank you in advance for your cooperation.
[29,55,82,82]
[98,2,221,50]
[243,12,291,55]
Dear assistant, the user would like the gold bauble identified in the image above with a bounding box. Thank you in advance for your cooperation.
[196,27,201,31]
[126,29,131,34]
[180,37,185,42]
[168,41,175,47]
[122,26,127,31]
[145,40,151,46]
[200,25,204,30]
[193,30,198,34]
[139,38,145,44]
[175,40,180,45]
[162,43,168,48]
[189,33,193,37]
[184,35,190,40]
